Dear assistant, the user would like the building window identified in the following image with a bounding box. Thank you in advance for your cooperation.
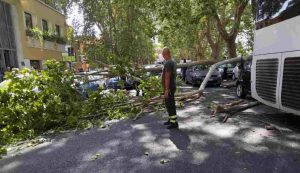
[30,60,41,70]
[55,25,60,36]
[42,19,48,32]
[68,47,74,56]
[24,12,33,29]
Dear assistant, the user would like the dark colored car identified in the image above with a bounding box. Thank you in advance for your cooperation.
[236,56,252,98]
[104,76,140,91]
[77,82,100,98]
[185,64,222,86]
[218,63,236,79]
[74,73,105,98]
[145,64,163,76]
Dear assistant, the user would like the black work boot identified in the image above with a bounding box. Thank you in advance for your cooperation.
[163,121,171,125]
[167,122,179,129]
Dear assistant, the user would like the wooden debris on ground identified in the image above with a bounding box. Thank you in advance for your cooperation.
[90,153,103,161]
[222,101,261,123]
[211,100,261,123]
[265,124,277,131]
[211,100,244,117]
[160,159,171,164]
[83,57,242,121]
[26,138,48,148]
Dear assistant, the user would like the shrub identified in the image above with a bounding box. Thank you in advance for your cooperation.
[138,76,163,101]
[0,60,82,149]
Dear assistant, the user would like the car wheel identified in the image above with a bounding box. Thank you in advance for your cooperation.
[185,77,189,84]
[191,77,197,87]
[216,83,221,87]
[236,83,247,98]
[192,81,197,87]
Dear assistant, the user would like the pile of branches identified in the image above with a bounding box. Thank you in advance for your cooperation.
[82,57,243,120]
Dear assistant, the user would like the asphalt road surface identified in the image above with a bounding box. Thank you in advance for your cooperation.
[1,87,300,173]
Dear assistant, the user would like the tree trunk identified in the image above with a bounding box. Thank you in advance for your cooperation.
[225,38,237,58]
[213,1,249,58]
[251,0,257,19]
[211,44,220,60]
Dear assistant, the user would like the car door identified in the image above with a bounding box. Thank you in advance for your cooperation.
[186,67,193,83]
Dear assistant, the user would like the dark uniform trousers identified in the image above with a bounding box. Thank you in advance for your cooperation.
[165,89,177,123]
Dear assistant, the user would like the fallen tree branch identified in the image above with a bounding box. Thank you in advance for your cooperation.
[144,60,218,72]
[222,101,261,123]
[81,57,243,121]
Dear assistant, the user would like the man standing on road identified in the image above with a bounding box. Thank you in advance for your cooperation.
[162,47,178,129]
[182,58,187,81]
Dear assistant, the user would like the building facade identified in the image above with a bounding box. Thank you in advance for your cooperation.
[0,0,67,72]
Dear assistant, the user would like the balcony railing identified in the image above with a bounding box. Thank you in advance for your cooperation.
[26,29,67,45]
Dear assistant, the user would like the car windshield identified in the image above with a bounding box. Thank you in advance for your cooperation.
[194,65,209,71]
[219,64,235,68]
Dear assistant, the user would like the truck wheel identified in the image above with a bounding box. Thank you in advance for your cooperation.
[236,83,247,98]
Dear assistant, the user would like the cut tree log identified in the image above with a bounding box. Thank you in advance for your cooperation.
[222,101,261,123]
[212,100,244,116]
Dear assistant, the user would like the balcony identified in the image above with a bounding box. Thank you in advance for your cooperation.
[26,29,67,51]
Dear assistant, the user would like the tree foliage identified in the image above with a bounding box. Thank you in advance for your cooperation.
[43,0,255,62]
[78,0,156,66]
[0,61,141,154]
[149,0,253,60]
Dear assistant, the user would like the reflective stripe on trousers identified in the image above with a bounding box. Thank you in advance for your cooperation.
[165,89,177,123]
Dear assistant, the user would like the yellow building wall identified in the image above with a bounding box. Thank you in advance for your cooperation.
[3,0,66,61]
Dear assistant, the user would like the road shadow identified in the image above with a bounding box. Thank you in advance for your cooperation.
[1,88,300,173]
[169,129,190,150]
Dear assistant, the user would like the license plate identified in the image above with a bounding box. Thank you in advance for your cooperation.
[209,78,214,81]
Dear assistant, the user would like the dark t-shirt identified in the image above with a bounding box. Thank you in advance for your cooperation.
[162,59,177,91]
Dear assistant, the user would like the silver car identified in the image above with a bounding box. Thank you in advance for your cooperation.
[185,64,222,86]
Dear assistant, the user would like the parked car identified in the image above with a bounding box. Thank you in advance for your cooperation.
[236,56,252,98]
[218,63,235,79]
[185,64,222,86]
[232,64,240,80]
[177,68,182,79]
[104,76,140,91]
[76,81,100,98]
[74,73,105,98]
[144,64,163,76]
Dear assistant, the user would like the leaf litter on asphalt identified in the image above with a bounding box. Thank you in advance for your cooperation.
[90,153,103,161]
[160,159,171,164]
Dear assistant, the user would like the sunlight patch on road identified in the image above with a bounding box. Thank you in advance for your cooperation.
[284,141,300,149]
[181,106,203,113]
[238,142,270,153]
[202,124,239,138]
[131,124,148,130]
[38,138,68,154]
[137,129,179,157]
[242,128,266,144]
[192,151,210,165]
[104,139,121,147]
[181,121,239,139]
[0,161,21,173]
[138,130,156,143]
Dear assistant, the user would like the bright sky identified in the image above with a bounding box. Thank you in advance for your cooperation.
[66,2,101,37]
